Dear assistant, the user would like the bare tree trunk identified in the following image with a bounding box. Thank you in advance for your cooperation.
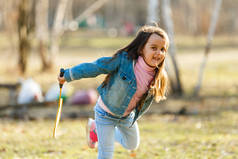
[1,1,19,56]
[147,0,159,23]
[74,0,109,25]
[194,0,223,96]
[64,0,73,25]
[16,0,36,118]
[18,0,31,74]
[50,0,68,64]
[161,0,183,95]
[36,0,51,71]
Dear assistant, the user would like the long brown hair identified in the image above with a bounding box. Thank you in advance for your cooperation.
[102,25,169,103]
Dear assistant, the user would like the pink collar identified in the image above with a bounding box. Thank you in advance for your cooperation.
[137,56,155,74]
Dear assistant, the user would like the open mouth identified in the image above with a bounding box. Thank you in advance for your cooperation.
[153,58,161,63]
[154,58,160,61]
[153,58,163,67]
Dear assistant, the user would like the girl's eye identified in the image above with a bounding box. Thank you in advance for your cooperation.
[161,48,165,52]
[151,47,157,51]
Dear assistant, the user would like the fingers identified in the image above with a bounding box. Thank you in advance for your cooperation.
[58,76,66,85]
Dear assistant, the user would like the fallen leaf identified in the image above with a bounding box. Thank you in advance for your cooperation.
[0,148,6,152]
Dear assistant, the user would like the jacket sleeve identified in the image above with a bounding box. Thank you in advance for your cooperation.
[64,55,121,82]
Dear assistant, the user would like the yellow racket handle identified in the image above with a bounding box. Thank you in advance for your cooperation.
[53,88,63,138]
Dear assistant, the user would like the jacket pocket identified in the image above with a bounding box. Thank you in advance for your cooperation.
[119,71,132,84]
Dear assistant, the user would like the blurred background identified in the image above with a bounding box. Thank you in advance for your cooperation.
[0,0,238,158]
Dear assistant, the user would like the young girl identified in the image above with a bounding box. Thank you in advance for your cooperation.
[58,24,169,159]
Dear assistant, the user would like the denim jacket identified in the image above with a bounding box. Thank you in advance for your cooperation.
[64,51,154,126]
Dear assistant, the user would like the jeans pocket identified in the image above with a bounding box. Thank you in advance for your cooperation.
[95,105,106,116]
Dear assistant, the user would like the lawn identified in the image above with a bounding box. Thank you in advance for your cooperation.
[1,111,238,159]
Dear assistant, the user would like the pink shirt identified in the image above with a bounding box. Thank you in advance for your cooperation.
[98,56,155,116]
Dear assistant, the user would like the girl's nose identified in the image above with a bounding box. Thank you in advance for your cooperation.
[155,50,162,55]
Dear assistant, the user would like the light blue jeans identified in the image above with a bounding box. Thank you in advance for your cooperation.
[94,103,140,159]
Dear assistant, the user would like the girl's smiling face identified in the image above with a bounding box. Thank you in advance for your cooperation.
[141,33,167,68]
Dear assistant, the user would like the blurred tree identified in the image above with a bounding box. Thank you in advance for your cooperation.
[161,0,183,95]
[17,0,35,74]
[147,0,159,23]
[50,0,69,66]
[64,0,74,25]
[49,0,109,68]
[36,0,51,71]
[1,1,19,55]
[74,0,109,26]
[194,0,223,96]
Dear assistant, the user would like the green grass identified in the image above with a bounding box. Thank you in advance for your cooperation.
[1,111,238,159]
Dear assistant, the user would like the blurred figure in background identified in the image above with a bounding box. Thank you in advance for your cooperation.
[12,78,43,119]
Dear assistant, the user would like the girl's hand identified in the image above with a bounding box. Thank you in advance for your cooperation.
[58,75,66,85]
